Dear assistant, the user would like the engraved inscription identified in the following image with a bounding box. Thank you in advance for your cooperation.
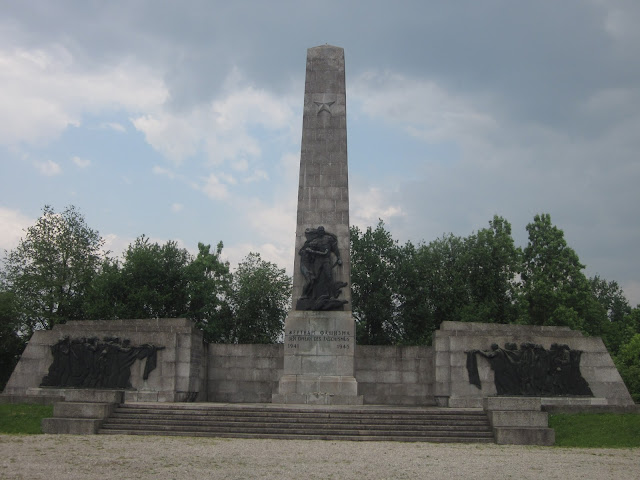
[285,329,352,349]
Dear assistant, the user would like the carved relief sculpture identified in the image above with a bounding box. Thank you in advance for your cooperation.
[41,336,164,389]
[296,226,348,311]
[466,342,593,396]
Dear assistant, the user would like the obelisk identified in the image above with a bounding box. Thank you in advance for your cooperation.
[273,45,362,405]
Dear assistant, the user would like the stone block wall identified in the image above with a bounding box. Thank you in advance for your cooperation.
[207,344,283,403]
[355,346,435,405]
[4,318,205,403]
[205,344,435,405]
[434,321,634,408]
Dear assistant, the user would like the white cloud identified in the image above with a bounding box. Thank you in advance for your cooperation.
[131,73,297,169]
[0,45,167,146]
[171,203,184,213]
[102,233,131,259]
[222,242,293,276]
[351,186,405,229]
[199,173,229,200]
[132,112,201,164]
[72,156,90,168]
[241,194,296,249]
[243,169,268,183]
[35,159,61,176]
[100,122,126,133]
[103,233,191,259]
[351,70,498,148]
[218,172,237,185]
[0,207,33,253]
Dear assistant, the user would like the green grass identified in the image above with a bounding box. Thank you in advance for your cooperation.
[550,413,640,448]
[0,404,53,434]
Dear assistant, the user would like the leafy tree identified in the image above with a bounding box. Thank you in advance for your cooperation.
[185,242,233,343]
[83,258,126,320]
[416,233,470,329]
[590,276,635,354]
[0,290,25,390]
[394,241,435,345]
[120,236,192,318]
[227,253,290,344]
[2,205,104,334]
[86,236,192,319]
[460,216,522,324]
[614,333,640,403]
[350,221,403,345]
[520,213,603,334]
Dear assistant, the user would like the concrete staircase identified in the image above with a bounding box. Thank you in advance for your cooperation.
[99,403,495,443]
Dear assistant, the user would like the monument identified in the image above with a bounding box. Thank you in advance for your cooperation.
[3,47,634,438]
[272,45,362,404]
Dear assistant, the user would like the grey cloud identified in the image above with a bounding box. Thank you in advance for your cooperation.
[4,0,640,302]
[7,1,638,116]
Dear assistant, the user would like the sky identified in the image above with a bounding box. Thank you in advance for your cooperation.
[1,1,639,306]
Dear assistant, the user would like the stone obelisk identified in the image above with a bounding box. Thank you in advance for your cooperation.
[273,45,362,405]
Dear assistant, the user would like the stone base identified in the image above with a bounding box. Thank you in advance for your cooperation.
[273,374,362,405]
[42,418,104,435]
[27,388,124,403]
[494,427,555,446]
[53,402,115,419]
[272,392,363,405]
[484,396,555,446]
[274,310,361,404]
[41,397,118,435]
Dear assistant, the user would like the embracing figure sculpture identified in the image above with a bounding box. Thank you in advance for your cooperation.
[296,226,348,311]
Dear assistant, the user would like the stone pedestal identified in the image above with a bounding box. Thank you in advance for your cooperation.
[273,311,362,405]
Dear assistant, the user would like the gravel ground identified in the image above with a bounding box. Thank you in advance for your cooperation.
[1,435,638,480]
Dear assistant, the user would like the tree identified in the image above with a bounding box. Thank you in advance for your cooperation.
[590,276,634,354]
[185,242,233,343]
[0,290,25,390]
[417,233,470,329]
[227,253,290,344]
[120,236,192,319]
[85,236,192,319]
[460,216,522,324]
[394,240,435,345]
[520,213,603,334]
[86,237,234,331]
[2,205,104,334]
[350,221,403,345]
[614,333,640,403]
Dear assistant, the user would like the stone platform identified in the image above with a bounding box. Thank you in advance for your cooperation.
[273,310,363,405]
[3,318,206,402]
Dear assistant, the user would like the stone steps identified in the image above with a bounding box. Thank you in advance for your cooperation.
[99,403,495,443]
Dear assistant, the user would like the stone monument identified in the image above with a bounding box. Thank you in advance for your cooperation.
[272,45,362,405]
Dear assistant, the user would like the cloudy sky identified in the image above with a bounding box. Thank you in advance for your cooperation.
[1,1,639,305]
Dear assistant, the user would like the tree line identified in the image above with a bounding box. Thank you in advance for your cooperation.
[0,205,290,388]
[350,216,639,401]
[1,206,638,400]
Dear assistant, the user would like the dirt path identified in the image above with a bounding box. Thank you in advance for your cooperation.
[1,435,638,480]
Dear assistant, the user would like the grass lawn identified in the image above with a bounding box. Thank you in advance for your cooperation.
[550,413,640,448]
[0,404,53,434]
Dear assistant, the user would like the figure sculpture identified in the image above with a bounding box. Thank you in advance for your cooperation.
[41,336,164,389]
[296,226,348,311]
[466,342,592,396]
